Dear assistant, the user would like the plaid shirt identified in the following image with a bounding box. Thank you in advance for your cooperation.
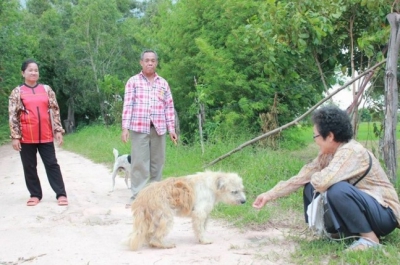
[265,140,400,227]
[122,72,175,135]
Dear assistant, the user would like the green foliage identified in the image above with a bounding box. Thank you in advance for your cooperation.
[359,108,372,122]
[61,0,128,125]
[98,74,125,125]
[279,125,312,150]
[26,0,51,16]
[150,0,326,140]
[0,0,37,119]
[373,122,384,139]
[5,0,142,128]
[0,0,395,144]
[0,120,11,145]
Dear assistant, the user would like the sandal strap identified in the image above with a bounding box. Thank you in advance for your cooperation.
[27,197,40,206]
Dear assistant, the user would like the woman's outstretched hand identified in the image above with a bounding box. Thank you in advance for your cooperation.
[252,193,272,209]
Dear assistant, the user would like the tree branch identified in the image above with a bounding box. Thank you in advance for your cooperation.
[313,50,329,93]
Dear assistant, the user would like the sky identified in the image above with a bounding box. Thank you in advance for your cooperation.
[329,86,354,109]
[327,73,370,110]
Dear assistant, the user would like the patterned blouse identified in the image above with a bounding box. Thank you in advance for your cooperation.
[265,139,400,227]
[122,72,175,135]
[9,84,65,140]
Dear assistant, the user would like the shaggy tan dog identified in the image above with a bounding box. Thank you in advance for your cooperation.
[128,171,246,250]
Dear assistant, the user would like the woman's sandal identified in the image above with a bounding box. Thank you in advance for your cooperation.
[57,196,68,206]
[345,238,381,251]
[27,197,40,206]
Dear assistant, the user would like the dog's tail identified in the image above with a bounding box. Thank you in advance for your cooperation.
[113,148,119,162]
[128,205,151,250]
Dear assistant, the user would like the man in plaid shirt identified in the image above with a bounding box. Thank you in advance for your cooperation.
[121,50,177,202]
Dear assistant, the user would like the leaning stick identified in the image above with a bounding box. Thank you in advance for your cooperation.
[203,60,386,168]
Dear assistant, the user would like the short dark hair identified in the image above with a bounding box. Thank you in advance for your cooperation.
[312,105,353,143]
[21,59,38,72]
[140,49,158,60]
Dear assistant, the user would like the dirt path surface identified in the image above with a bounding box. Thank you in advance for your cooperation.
[0,143,295,265]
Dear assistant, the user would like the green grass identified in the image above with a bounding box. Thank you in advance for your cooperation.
[59,123,400,264]
[0,121,11,145]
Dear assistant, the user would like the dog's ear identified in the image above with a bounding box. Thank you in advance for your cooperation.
[216,177,225,190]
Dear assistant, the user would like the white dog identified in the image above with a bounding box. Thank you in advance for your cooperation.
[128,171,246,250]
[111,148,131,191]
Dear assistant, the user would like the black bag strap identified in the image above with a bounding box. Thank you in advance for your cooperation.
[353,152,372,186]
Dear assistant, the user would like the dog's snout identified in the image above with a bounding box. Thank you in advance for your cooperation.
[240,199,246,204]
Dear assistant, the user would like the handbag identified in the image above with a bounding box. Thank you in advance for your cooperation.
[306,192,326,236]
[307,152,372,236]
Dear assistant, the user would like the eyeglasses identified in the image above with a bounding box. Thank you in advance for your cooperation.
[313,134,320,139]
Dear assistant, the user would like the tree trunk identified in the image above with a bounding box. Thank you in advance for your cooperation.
[63,97,76,134]
[346,72,373,137]
[349,14,359,138]
[383,13,400,184]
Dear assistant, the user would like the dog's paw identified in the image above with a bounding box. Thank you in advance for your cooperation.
[163,243,176,249]
[199,238,213,245]
[150,241,176,249]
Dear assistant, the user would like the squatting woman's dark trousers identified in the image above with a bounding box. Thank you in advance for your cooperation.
[303,182,397,237]
[19,142,67,200]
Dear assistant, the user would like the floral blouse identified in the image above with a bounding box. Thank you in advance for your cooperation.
[264,140,400,227]
[9,84,65,139]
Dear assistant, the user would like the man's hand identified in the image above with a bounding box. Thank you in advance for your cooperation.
[121,129,130,143]
[169,132,178,145]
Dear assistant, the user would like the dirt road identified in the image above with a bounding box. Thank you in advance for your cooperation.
[0,143,294,265]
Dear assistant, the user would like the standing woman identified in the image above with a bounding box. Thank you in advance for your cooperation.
[8,59,68,206]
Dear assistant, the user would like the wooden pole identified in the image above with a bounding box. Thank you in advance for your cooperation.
[383,13,400,184]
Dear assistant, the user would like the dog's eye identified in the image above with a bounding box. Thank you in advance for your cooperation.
[231,190,238,194]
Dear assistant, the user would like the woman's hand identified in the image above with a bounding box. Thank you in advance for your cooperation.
[252,192,273,209]
[12,139,21,151]
[55,132,63,146]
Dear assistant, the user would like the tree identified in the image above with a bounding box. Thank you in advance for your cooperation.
[62,0,137,125]
[129,0,394,144]
[26,0,51,16]
[383,12,400,184]
[0,0,395,144]
[0,0,38,122]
